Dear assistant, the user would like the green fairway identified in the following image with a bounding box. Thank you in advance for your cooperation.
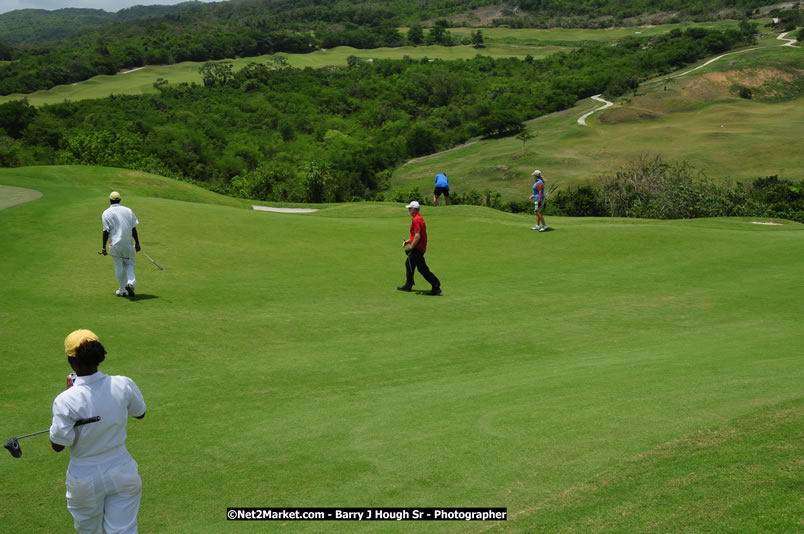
[1,166,801,532]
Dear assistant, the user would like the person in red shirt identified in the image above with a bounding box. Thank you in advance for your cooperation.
[398,201,442,295]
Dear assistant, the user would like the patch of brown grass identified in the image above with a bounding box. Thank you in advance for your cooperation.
[598,107,659,124]
[600,67,801,122]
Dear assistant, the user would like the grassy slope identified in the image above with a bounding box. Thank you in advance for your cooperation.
[0,21,757,107]
[0,165,251,208]
[393,42,803,201]
[0,168,801,532]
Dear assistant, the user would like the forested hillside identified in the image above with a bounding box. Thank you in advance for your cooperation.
[0,3,202,46]
[0,26,759,203]
[0,0,787,94]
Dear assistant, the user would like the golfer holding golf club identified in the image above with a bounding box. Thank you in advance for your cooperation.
[102,191,141,298]
[50,329,146,534]
[398,201,442,295]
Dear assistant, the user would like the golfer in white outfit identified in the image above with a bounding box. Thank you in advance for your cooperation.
[51,329,146,534]
[101,192,141,297]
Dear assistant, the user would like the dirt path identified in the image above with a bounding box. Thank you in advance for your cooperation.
[0,185,42,210]
[777,30,800,47]
[578,31,797,126]
[577,94,614,126]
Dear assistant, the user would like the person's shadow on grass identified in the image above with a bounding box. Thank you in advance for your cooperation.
[126,294,159,302]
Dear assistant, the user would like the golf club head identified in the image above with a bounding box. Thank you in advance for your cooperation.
[4,437,22,458]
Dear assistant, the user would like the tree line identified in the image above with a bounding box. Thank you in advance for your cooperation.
[0,3,203,46]
[506,0,778,23]
[0,19,477,95]
[0,26,757,204]
[0,0,788,95]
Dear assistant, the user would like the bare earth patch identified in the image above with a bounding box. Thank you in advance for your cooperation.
[680,67,801,100]
[601,65,802,122]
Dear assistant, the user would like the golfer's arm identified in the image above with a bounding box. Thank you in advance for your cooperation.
[103,230,109,249]
[51,441,65,452]
[132,227,140,249]
[134,412,145,420]
[410,232,421,249]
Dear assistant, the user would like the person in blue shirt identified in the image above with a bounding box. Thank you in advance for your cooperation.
[433,173,450,206]
[529,170,549,232]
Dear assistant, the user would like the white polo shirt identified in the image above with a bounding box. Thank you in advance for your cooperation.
[102,204,138,259]
[50,372,146,469]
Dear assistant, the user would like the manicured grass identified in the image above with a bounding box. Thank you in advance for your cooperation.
[0,165,252,208]
[0,167,801,532]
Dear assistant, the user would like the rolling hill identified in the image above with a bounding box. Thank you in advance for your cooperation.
[0,166,801,532]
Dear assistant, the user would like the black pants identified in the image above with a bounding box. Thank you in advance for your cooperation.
[405,248,440,288]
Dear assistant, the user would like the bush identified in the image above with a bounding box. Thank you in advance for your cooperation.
[547,184,607,216]
[304,161,334,203]
[451,189,502,209]
[393,187,425,205]
[600,154,711,218]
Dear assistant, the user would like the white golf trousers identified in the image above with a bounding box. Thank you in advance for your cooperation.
[112,255,136,293]
[66,457,142,534]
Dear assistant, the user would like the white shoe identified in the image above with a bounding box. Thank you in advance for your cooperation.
[531,226,539,230]
[115,290,127,296]
[539,226,546,232]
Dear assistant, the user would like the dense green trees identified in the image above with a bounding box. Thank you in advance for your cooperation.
[0,0,785,95]
[0,26,760,203]
[1,0,501,95]
[0,4,202,47]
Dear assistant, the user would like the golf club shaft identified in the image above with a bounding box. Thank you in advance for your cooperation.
[143,251,163,269]
[15,429,49,440]
[15,416,101,441]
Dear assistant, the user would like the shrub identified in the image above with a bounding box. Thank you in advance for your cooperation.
[547,184,607,216]
[304,161,333,203]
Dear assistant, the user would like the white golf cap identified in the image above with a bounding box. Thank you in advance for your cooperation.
[109,191,121,201]
[405,201,420,209]
[532,170,541,176]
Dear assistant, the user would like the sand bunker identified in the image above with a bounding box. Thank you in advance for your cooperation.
[0,186,42,210]
[253,205,318,213]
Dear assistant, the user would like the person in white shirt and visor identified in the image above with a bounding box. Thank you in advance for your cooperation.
[102,191,141,298]
[50,329,146,534]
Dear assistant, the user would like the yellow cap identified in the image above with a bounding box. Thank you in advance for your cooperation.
[109,191,121,201]
[64,329,99,357]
